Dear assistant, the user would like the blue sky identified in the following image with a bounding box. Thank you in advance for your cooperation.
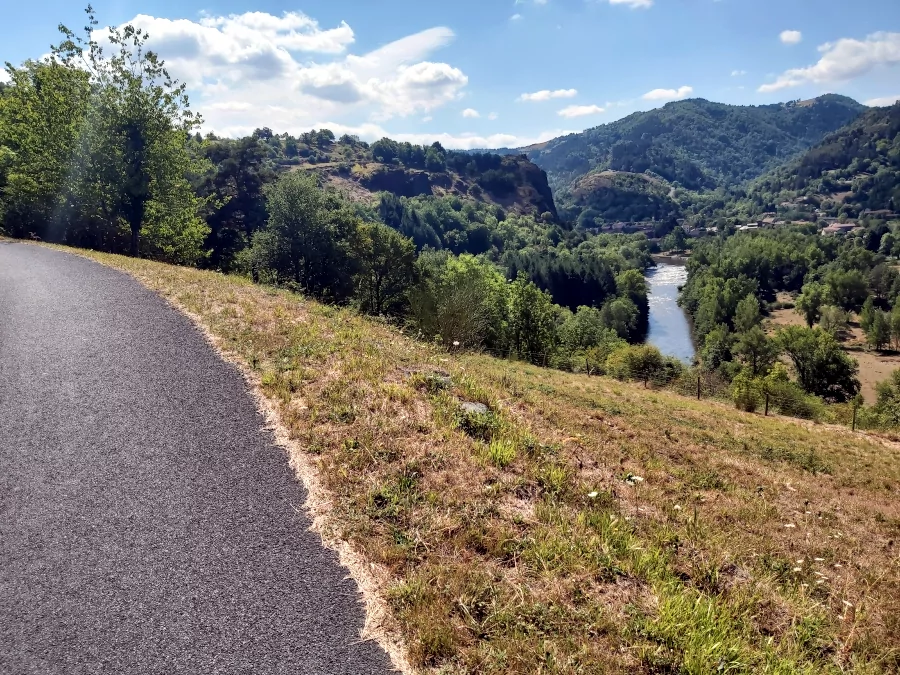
[3,0,900,147]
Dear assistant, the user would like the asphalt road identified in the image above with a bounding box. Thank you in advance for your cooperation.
[0,243,393,674]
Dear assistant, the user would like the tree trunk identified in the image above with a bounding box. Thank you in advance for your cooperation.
[130,226,140,257]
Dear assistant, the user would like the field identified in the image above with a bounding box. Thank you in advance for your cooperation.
[59,246,900,673]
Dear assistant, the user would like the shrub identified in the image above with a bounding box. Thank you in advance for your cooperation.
[605,344,668,385]
[731,371,762,413]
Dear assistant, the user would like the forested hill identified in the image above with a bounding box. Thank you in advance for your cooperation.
[512,95,865,224]
[527,95,865,191]
[738,102,900,216]
[247,129,558,221]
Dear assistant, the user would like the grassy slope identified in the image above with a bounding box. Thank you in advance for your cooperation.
[69,247,900,673]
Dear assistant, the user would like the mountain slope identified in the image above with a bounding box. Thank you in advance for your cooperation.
[741,102,900,216]
[520,95,865,223]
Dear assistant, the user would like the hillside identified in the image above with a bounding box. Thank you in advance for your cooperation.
[518,95,865,223]
[65,245,900,674]
[739,102,900,218]
[255,130,558,220]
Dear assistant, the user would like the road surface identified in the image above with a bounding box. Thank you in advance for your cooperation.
[0,242,393,674]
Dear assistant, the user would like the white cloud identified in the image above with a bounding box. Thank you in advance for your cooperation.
[93,13,468,130]
[462,108,480,118]
[488,112,499,120]
[0,69,10,84]
[865,95,900,106]
[517,88,578,102]
[642,85,693,101]
[422,116,433,122]
[558,104,605,118]
[510,13,523,21]
[780,30,803,45]
[731,69,746,77]
[608,0,654,8]
[199,11,355,53]
[759,32,900,93]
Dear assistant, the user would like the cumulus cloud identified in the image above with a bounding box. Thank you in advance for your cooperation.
[510,13,523,21]
[90,12,468,131]
[759,32,900,93]
[0,69,10,84]
[199,11,355,53]
[865,95,900,106]
[780,30,803,45]
[558,104,605,118]
[642,85,693,101]
[608,0,654,8]
[462,108,480,118]
[517,88,577,102]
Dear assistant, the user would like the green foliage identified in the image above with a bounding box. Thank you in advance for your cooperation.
[796,282,826,327]
[733,326,778,377]
[733,293,761,333]
[871,369,900,426]
[701,324,733,373]
[605,344,675,384]
[354,223,416,316]
[776,326,861,402]
[825,270,868,313]
[409,252,509,349]
[731,370,762,412]
[743,103,900,215]
[247,171,360,300]
[865,309,891,350]
[0,8,209,263]
[508,274,559,364]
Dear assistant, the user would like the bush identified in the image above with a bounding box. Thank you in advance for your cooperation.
[762,364,826,421]
[605,344,668,385]
[731,371,762,412]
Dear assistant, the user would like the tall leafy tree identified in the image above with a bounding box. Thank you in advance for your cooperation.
[795,282,826,328]
[776,326,860,402]
[54,6,208,261]
[249,171,359,301]
[0,60,90,239]
[354,223,416,316]
[509,274,559,363]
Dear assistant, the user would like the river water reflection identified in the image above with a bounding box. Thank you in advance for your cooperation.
[646,263,696,363]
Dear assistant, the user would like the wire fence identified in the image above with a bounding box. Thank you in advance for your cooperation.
[454,345,886,434]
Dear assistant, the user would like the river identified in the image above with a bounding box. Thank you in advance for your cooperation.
[645,262,696,363]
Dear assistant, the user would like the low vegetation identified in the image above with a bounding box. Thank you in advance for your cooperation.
[69,246,900,674]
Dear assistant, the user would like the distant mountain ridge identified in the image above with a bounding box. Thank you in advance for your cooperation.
[488,95,867,224]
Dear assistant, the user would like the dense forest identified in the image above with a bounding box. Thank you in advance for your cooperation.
[733,103,900,218]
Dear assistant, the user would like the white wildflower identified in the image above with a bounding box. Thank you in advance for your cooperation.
[587,491,599,499]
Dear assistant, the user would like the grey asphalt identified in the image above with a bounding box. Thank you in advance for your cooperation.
[0,242,393,674]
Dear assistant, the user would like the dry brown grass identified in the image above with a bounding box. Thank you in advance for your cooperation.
[61,247,900,674]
